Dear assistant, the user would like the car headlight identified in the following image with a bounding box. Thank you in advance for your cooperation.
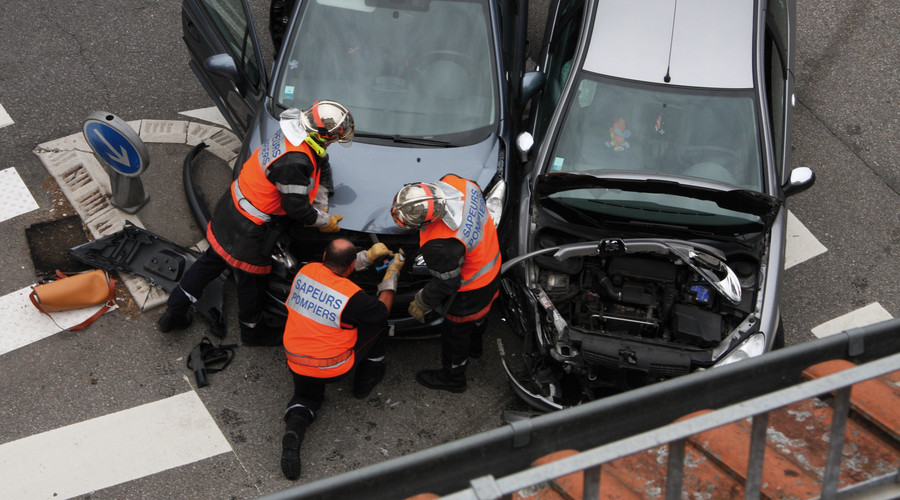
[485,179,506,227]
[713,332,766,368]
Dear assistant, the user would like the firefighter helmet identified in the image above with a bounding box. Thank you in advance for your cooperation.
[390,182,447,229]
[280,100,354,147]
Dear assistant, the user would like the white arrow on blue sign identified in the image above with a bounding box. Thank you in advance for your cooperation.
[83,112,149,177]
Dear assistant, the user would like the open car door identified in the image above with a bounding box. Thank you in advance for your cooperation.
[181,0,267,136]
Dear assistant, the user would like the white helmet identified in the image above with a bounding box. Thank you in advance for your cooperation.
[390,182,447,229]
[280,100,354,147]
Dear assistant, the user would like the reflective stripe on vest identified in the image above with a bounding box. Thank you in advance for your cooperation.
[420,175,501,292]
[232,181,271,224]
[283,262,361,377]
[231,130,321,225]
[284,348,353,369]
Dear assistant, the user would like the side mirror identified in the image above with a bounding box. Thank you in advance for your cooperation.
[520,71,546,105]
[516,132,534,164]
[204,54,240,84]
[782,167,815,197]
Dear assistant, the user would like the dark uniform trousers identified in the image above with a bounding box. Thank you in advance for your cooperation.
[286,326,386,421]
[167,247,268,327]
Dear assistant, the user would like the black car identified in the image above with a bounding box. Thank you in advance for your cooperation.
[180,0,538,334]
[498,0,816,410]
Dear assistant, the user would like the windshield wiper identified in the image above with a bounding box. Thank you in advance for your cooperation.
[355,132,452,147]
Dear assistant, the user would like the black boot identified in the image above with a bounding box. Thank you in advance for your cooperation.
[281,411,312,480]
[157,309,192,332]
[415,369,466,393]
[240,322,283,346]
[353,360,386,399]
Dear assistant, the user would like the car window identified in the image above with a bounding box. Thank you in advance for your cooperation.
[534,0,584,142]
[275,0,497,143]
[197,0,262,88]
[547,75,764,192]
[765,0,790,176]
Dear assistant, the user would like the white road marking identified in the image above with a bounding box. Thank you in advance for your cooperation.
[0,167,39,223]
[0,391,232,499]
[0,286,118,356]
[179,106,230,128]
[810,302,893,338]
[0,103,12,128]
[785,210,827,269]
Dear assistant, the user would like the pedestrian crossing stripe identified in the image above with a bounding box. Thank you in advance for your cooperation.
[0,286,118,357]
[811,302,893,338]
[0,391,232,499]
[0,167,39,224]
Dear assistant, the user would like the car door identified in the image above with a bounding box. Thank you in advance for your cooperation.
[181,0,268,137]
[529,0,586,143]
[763,0,795,187]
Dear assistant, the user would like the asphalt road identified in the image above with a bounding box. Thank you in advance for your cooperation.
[0,0,897,498]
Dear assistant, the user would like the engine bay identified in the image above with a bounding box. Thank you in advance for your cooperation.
[534,237,758,350]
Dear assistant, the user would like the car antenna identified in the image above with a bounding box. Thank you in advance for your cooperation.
[664,0,678,83]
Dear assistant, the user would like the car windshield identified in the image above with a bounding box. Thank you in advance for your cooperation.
[276,0,497,144]
[544,75,764,227]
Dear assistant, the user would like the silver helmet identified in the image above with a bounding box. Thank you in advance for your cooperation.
[390,182,447,229]
[280,100,354,147]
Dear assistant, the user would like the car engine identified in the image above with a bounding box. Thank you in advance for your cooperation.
[536,247,755,350]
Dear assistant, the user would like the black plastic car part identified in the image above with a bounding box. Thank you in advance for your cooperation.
[68,221,227,338]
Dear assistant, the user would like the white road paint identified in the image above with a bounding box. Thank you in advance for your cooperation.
[785,210,827,269]
[0,391,231,499]
[0,167,39,223]
[178,106,230,128]
[0,103,12,128]
[0,286,118,356]
[810,302,894,338]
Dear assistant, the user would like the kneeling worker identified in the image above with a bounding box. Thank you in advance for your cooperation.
[280,238,404,480]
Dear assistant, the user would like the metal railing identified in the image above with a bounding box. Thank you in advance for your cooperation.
[262,317,900,500]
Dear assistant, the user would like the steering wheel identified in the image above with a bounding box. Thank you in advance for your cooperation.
[678,146,740,169]
[410,50,474,76]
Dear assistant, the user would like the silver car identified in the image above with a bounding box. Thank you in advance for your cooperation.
[499,0,816,410]
[180,0,534,333]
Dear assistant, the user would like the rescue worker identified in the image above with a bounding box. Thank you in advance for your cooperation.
[390,174,501,393]
[157,100,353,346]
[280,238,405,480]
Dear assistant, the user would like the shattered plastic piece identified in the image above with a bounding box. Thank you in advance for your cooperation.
[69,221,227,338]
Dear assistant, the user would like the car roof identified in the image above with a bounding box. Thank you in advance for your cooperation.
[583,0,755,89]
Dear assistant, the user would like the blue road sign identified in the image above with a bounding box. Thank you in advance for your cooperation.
[83,112,149,177]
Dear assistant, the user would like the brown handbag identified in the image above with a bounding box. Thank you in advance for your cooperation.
[29,269,116,331]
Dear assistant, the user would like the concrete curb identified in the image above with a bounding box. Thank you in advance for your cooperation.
[33,119,240,311]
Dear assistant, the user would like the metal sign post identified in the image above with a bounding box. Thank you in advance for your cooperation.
[83,112,150,214]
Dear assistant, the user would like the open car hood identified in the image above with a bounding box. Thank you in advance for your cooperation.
[502,237,742,305]
[535,171,780,225]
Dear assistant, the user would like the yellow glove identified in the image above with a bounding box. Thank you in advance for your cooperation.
[366,242,394,263]
[408,289,431,324]
[356,243,395,271]
[377,249,405,293]
[318,214,343,233]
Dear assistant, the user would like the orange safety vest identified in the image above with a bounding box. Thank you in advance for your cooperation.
[231,130,321,225]
[283,262,361,378]
[420,174,501,292]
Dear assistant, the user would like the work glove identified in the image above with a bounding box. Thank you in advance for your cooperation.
[408,288,432,324]
[318,214,343,233]
[377,249,406,293]
[355,242,394,271]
